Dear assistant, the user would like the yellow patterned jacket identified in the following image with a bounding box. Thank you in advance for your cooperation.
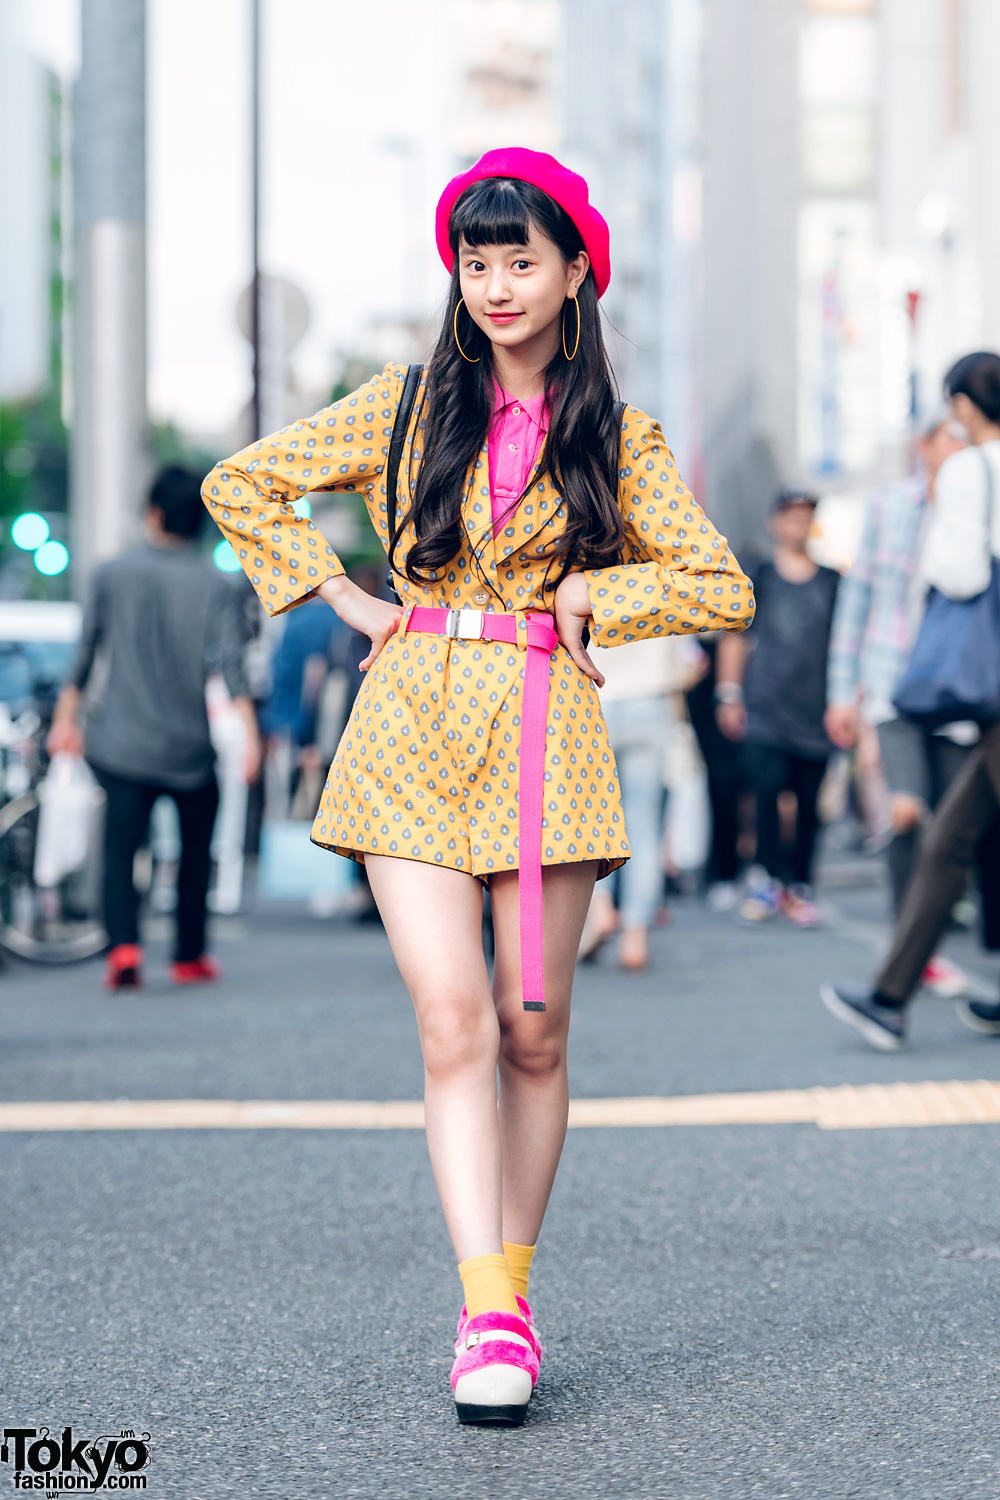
[203,363,754,879]
[203,362,753,638]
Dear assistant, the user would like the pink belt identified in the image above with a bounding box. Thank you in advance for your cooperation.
[401,605,559,1012]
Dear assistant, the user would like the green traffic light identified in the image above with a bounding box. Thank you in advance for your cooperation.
[11,513,50,551]
[34,540,70,576]
[213,540,243,573]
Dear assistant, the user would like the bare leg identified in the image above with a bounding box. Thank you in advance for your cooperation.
[365,855,502,1262]
[490,860,599,1246]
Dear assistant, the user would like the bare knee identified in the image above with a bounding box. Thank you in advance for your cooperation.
[498,1013,567,1081]
[417,993,498,1083]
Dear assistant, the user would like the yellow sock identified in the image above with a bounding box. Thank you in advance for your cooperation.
[458,1252,519,1319]
[503,1241,536,1301]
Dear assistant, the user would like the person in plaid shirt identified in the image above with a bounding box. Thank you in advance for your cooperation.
[822,352,1000,1049]
[824,409,999,1000]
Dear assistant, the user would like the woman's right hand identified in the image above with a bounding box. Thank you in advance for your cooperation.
[317,575,403,670]
[553,571,605,687]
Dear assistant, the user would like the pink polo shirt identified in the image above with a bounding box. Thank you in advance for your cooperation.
[487,387,549,529]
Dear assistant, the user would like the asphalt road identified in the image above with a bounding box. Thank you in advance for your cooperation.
[2,868,1000,1499]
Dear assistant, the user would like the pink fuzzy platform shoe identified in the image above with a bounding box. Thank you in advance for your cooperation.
[456,1295,542,1368]
[451,1309,540,1426]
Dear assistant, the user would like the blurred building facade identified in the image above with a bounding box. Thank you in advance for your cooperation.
[562,1,671,440]
[0,10,54,404]
[455,0,561,158]
[5,0,1000,594]
[0,2,75,597]
[563,0,1000,557]
[361,0,562,376]
[704,0,1000,550]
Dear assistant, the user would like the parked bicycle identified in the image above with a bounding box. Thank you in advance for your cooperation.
[0,606,107,964]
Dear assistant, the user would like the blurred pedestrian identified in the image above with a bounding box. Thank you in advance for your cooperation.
[823,409,1000,1000]
[47,467,261,989]
[578,635,699,970]
[685,636,751,910]
[203,151,755,1425]
[822,351,1000,1048]
[716,488,839,927]
[260,596,344,820]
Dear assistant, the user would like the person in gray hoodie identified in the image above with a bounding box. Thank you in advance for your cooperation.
[48,467,260,989]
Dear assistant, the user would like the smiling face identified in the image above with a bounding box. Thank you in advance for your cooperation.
[458,225,589,359]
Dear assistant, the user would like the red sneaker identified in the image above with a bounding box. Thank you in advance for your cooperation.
[780,884,822,928]
[920,956,993,1001]
[169,955,222,985]
[104,944,143,990]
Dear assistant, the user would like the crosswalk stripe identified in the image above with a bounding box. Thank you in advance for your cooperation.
[1,1080,999,1132]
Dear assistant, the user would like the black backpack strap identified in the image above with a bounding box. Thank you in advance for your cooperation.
[582,399,627,653]
[611,400,626,472]
[385,363,423,603]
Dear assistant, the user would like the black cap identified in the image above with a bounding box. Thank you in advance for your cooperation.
[771,486,819,513]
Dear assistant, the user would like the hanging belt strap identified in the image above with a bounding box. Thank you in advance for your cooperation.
[403,606,559,1011]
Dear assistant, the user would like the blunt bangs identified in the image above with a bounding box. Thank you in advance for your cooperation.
[448,177,582,259]
[449,178,532,253]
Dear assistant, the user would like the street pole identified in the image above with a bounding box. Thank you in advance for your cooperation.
[250,0,262,443]
[72,0,147,590]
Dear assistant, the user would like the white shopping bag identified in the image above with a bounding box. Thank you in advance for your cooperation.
[33,753,104,888]
[206,673,249,913]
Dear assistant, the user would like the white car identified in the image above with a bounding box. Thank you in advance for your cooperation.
[0,600,82,715]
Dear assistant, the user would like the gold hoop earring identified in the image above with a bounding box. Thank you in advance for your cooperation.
[562,295,581,361]
[453,298,481,363]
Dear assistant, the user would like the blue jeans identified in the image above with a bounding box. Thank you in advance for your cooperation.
[603,697,671,928]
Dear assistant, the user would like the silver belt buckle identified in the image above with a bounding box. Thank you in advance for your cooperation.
[446,608,484,640]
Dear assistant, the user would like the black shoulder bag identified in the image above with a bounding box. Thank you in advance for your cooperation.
[892,447,1000,727]
[384,363,423,605]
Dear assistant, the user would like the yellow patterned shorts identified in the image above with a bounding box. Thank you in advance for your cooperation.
[310,626,629,881]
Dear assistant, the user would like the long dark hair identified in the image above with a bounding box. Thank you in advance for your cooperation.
[393,177,622,595]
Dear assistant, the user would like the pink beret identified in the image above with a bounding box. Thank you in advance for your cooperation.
[435,147,611,299]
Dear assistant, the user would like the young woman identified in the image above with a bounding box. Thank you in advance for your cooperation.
[204,148,754,1425]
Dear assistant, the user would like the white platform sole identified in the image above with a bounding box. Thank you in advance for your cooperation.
[454,1364,532,1426]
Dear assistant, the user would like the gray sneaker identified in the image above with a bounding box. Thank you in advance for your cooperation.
[955,997,1000,1035]
[820,980,907,1051]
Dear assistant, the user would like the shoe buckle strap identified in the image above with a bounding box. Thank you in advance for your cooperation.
[464,1328,533,1352]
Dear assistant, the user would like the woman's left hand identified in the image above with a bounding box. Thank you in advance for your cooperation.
[554,572,605,688]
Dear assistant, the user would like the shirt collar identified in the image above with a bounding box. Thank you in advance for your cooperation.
[492,384,549,430]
